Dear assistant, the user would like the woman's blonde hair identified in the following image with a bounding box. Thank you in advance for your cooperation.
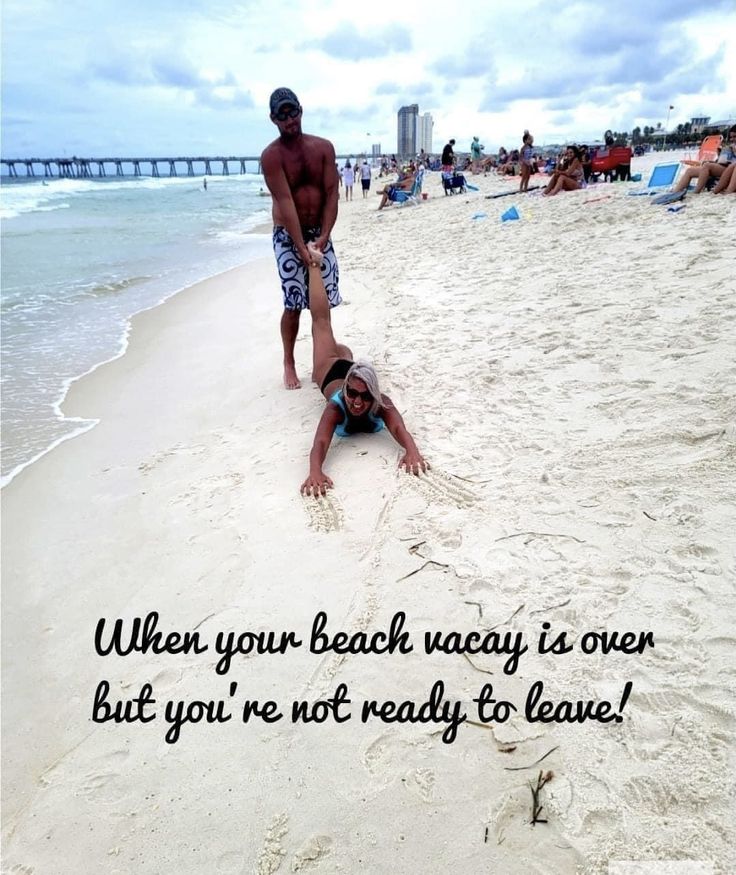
[343,360,383,416]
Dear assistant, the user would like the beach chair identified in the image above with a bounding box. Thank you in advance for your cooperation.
[390,169,424,206]
[647,163,680,188]
[681,135,722,167]
[627,163,681,199]
[441,171,466,195]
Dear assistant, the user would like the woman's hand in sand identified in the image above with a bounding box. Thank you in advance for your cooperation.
[399,451,429,476]
[301,470,334,497]
[306,242,324,268]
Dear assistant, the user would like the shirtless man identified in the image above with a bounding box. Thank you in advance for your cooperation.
[261,87,340,389]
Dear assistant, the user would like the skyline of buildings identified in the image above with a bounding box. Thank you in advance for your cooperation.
[397,104,434,157]
[417,112,433,154]
[397,104,418,157]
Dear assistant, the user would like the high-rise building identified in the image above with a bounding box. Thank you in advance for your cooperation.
[397,104,419,157]
[417,113,434,154]
[372,144,382,162]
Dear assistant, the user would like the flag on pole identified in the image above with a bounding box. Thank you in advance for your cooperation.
[669,105,674,110]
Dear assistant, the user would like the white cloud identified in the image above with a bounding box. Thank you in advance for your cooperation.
[2,0,734,156]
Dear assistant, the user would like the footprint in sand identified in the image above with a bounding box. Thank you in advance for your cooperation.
[80,768,129,804]
[291,835,334,871]
[401,767,436,802]
[303,493,344,532]
[362,733,433,791]
[487,785,584,870]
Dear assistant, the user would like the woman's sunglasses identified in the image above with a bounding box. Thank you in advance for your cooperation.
[274,106,301,121]
[345,385,372,403]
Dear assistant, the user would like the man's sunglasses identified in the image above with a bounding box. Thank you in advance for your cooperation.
[345,385,372,403]
[274,106,301,121]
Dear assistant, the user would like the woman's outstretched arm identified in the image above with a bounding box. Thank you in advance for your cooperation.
[381,399,429,476]
[301,404,342,496]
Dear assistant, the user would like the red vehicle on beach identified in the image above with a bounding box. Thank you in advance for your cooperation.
[590,145,632,181]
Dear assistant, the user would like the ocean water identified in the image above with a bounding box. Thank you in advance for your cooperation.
[1,173,274,484]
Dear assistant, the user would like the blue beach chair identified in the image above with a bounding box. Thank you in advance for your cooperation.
[647,163,680,188]
[390,169,425,206]
[628,163,682,198]
[441,171,466,195]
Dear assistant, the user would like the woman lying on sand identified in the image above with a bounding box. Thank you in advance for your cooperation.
[300,242,428,496]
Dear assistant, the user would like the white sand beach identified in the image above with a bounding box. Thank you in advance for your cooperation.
[3,154,735,874]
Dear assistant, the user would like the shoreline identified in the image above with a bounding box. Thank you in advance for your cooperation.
[1,221,274,489]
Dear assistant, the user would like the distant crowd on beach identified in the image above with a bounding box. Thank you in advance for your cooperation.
[325,121,736,216]
[347,121,736,200]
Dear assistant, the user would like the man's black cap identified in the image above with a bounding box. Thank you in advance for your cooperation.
[269,87,300,114]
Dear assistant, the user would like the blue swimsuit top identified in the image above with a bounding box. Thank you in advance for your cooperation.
[330,391,385,437]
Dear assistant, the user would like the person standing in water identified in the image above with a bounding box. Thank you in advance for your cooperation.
[261,87,340,389]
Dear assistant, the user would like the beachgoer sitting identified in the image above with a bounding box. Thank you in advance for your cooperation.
[712,160,736,194]
[300,242,427,496]
[673,125,736,194]
[543,145,584,196]
[479,155,497,174]
[497,148,521,176]
[376,170,416,210]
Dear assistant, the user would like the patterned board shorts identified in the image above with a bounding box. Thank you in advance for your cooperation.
[272,225,341,311]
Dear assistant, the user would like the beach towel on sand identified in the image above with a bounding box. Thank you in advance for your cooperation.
[651,190,686,206]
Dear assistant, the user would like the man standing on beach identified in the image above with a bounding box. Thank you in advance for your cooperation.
[441,139,456,172]
[261,87,340,389]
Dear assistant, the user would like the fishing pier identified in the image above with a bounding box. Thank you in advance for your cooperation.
[1,156,265,179]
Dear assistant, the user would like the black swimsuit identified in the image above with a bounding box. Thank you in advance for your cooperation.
[320,358,353,393]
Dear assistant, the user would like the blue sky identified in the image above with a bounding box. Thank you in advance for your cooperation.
[2,0,734,158]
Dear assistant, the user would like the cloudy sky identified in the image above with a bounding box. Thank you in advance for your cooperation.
[2,0,734,158]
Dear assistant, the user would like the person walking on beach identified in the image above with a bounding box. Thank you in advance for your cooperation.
[342,161,355,201]
[300,243,427,496]
[359,160,372,198]
[519,131,534,192]
[261,87,340,390]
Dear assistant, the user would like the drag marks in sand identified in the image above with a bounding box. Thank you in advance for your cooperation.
[302,491,344,533]
[301,466,478,533]
[401,467,480,509]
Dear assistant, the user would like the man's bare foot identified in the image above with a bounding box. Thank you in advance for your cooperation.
[284,365,301,390]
